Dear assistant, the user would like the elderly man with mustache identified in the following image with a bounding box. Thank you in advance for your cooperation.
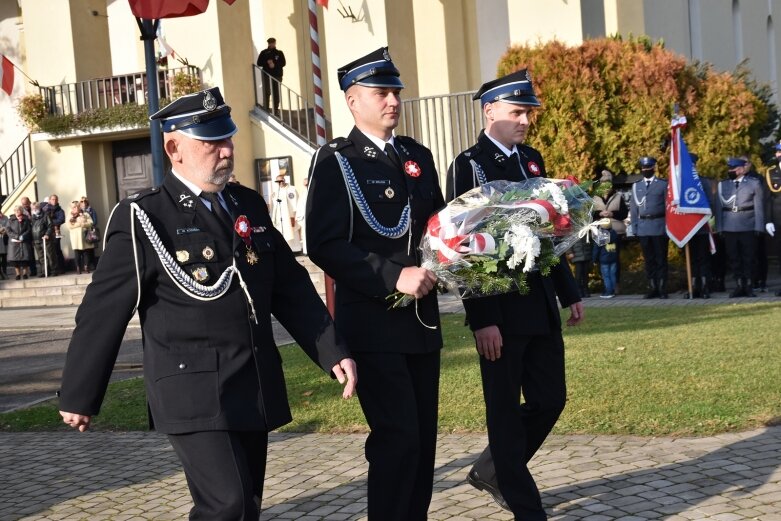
[58,87,357,520]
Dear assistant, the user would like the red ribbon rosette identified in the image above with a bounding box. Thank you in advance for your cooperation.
[234,215,252,247]
[404,160,422,178]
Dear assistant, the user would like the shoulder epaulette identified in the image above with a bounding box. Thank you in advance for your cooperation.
[459,142,481,159]
[395,135,423,147]
[322,137,351,152]
[123,186,160,203]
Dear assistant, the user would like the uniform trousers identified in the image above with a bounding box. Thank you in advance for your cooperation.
[723,231,756,281]
[352,350,440,521]
[752,235,768,287]
[638,235,669,281]
[688,234,712,280]
[474,331,566,520]
[167,430,268,521]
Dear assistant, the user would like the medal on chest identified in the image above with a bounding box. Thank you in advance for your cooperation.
[234,215,259,265]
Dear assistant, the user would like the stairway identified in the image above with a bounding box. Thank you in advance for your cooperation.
[0,256,326,309]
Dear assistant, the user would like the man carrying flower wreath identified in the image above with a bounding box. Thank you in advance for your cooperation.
[446,69,584,520]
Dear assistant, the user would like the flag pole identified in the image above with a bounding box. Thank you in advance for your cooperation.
[2,55,39,86]
[684,242,693,298]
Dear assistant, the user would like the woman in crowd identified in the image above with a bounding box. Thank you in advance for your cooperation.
[7,205,33,280]
[66,202,95,274]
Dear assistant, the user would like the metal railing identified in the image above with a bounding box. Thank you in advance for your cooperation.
[398,91,483,177]
[0,134,35,207]
[39,65,201,116]
[253,66,330,147]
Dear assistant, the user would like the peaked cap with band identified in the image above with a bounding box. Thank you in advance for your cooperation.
[337,47,404,91]
[150,87,237,141]
[473,68,540,107]
[638,156,657,169]
[726,157,748,169]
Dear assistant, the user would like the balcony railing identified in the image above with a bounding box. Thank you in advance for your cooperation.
[398,91,482,179]
[39,65,201,117]
[253,66,331,147]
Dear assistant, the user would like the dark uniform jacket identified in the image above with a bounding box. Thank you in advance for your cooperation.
[629,177,668,237]
[306,127,444,354]
[715,176,765,233]
[764,165,781,227]
[257,48,286,79]
[445,130,580,336]
[59,173,348,434]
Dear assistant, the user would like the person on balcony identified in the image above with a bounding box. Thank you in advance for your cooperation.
[257,37,286,115]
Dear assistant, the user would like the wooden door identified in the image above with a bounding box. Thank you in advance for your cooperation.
[113,138,160,199]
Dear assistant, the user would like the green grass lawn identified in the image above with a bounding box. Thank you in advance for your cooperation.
[2,304,780,436]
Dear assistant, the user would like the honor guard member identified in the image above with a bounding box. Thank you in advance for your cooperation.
[765,143,781,295]
[716,156,765,297]
[271,174,302,253]
[683,153,715,298]
[57,87,357,520]
[446,69,583,520]
[305,47,444,520]
[630,156,670,298]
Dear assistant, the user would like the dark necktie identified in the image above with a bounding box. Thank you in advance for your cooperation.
[202,192,233,234]
[734,180,740,190]
[646,179,652,188]
[385,143,402,170]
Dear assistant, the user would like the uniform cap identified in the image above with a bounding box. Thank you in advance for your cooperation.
[473,69,540,107]
[150,87,237,141]
[726,157,747,168]
[638,156,657,169]
[338,47,404,91]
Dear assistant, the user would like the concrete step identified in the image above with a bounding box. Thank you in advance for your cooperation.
[0,257,327,307]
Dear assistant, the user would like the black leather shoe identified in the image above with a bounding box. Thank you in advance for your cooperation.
[466,470,510,511]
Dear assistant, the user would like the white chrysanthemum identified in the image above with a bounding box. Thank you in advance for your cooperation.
[504,223,541,273]
[531,183,568,215]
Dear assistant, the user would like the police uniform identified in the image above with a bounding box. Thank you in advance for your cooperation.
[629,156,670,298]
[59,88,349,519]
[716,157,765,297]
[446,70,580,521]
[305,48,444,521]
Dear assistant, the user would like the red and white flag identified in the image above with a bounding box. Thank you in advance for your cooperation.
[1,55,14,96]
[316,0,329,7]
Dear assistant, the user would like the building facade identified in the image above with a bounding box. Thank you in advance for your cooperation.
[0,0,779,259]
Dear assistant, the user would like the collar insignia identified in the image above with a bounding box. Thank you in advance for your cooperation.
[364,146,378,159]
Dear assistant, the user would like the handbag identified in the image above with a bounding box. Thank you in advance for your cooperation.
[85,226,100,244]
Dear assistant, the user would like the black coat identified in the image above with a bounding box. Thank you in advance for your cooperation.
[59,173,349,434]
[257,48,286,78]
[7,215,33,262]
[306,127,445,354]
[445,130,580,335]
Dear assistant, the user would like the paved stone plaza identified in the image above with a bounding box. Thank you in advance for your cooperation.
[1,427,780,520]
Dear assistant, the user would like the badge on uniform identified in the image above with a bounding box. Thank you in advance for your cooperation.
[527,161,541,176]
[176,250,190,263]
[384,187,395,199]
[234,215,259,265]
[202,246,215,260]
[191,266,209,282]
[404,160,421,178]
[363,146,377,159]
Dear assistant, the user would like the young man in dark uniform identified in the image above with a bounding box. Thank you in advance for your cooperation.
[257,37,286,114]
[630,156,670,298]
[58,87,356,520]
[446,69,583,520]
[306,47,444,520]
